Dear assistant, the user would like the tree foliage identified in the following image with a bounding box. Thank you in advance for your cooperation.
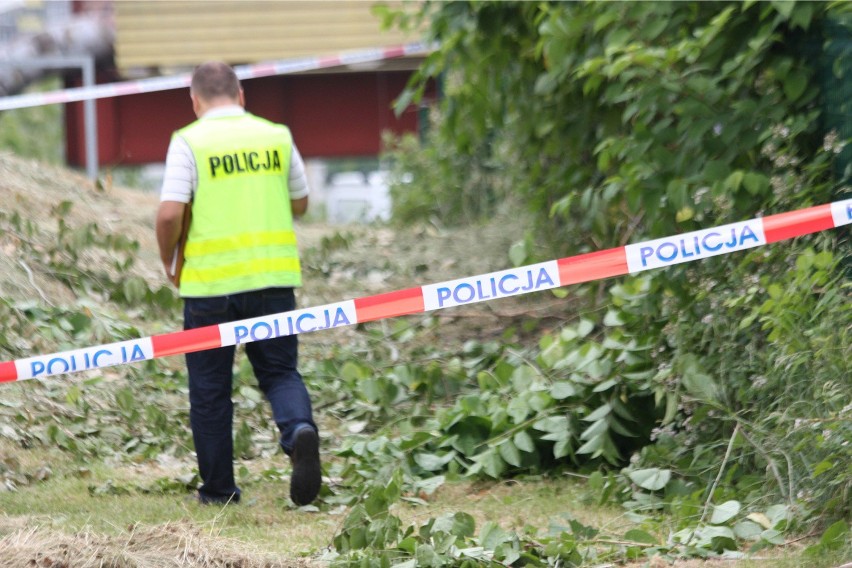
[376,0,852,562]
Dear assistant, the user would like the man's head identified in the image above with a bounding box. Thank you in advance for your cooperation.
[190,61,244,117]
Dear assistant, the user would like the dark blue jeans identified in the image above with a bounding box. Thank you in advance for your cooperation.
[184,287,316,503]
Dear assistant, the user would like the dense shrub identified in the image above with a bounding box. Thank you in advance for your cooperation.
[379,0,851,534]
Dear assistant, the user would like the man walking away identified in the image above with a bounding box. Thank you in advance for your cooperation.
[155,61,321,506]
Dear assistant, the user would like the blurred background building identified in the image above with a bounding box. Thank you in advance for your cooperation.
[0,0,435,222]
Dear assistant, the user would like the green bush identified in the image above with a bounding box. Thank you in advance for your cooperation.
[375,0,852,549]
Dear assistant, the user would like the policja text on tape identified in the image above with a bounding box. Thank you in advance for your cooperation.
[1,200,849,384]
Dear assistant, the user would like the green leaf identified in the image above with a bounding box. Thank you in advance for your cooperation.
[725,170,744,192]
[583,403,612,422]
[742,172,769,195]
[340,361,367,381]
[783,70,807,102]
[710,500,741,525]
[603,310,624,326]
[734,520,764,540]
[479,449,506,478]
[760,529,786,545]
[415,452,455,471]
[533,415,569,433]
[553,437,572,459]
[498,440,522,467]
[415,543,440,568]
[628,468,671,491]
[576,434,604,455]
[452,512,476,538]
[122,277,147,304]
[663,391,679,424]
[624,529,657,545]
[681,366,717,402]
[550,381,576,399]
[480,521,509,549]
[513,430,535,453]
[819,520,849,550]
[576,319,594,338]
[508,241,527,267]
[812,460,835,477]
[770,0,795,19]
[580,418,608,441]
[675,206,694,223]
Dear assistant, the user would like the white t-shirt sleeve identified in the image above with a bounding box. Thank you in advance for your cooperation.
[159,134,196,204]
[288,145,310,200]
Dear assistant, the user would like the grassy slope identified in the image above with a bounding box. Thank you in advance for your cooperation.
[0,152,845,566]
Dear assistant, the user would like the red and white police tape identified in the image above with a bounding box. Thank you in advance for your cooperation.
[0,42,431,112]
[1,199,850,384]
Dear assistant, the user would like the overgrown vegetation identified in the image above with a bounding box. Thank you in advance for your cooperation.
[0,182,848,565]
[373,0,851,565]
[1,2,850,566]
[0,79,64,164]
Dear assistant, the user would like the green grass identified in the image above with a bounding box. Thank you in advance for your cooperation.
[0,453,625,557]
[2,460,842,567]
[0,79,64,164]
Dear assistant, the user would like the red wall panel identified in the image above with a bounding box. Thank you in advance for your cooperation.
[66,70,430,166]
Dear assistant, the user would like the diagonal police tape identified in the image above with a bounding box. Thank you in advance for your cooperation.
[1,200,850,384]
[0,42,431,111]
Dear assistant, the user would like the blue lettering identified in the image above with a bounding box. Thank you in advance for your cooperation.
[725,228,738,248]
[234,326,249,345]
[47,357,70,375]
[252,322,273,341]
[31,361,45,377]
[680,238,694,258]
[535,268,555,288]
[437,287,452,307]
[332,308,350,327]
[739,225,759,245]
[499,274,519,294]
[130,345,146,362]
[657,242,678,262]
[297,313,316,333]
[703,232,723,252]
[454,283,476,304]
[846,202,852,220]
[640,246,654,267]
[475,280,492,301]
[92,349,111,367]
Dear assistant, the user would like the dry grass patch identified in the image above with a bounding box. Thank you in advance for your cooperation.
[0,519,319,568]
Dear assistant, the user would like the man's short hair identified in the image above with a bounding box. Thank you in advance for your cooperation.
[191,61,241,101]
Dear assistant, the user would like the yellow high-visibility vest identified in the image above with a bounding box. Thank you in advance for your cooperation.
[177,112,302,297]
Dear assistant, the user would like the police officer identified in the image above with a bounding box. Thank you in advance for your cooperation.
[155,61,320,506]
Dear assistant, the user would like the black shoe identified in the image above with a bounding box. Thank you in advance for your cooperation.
[290,427,321,506]
[196,492,239,505]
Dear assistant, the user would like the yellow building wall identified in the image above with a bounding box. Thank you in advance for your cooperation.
[114,1,418,72]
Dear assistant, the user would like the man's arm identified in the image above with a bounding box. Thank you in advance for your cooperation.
[157,134,195,285]
[291,195,308,218]
[156,200,187,280]
[288,145,309,219]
